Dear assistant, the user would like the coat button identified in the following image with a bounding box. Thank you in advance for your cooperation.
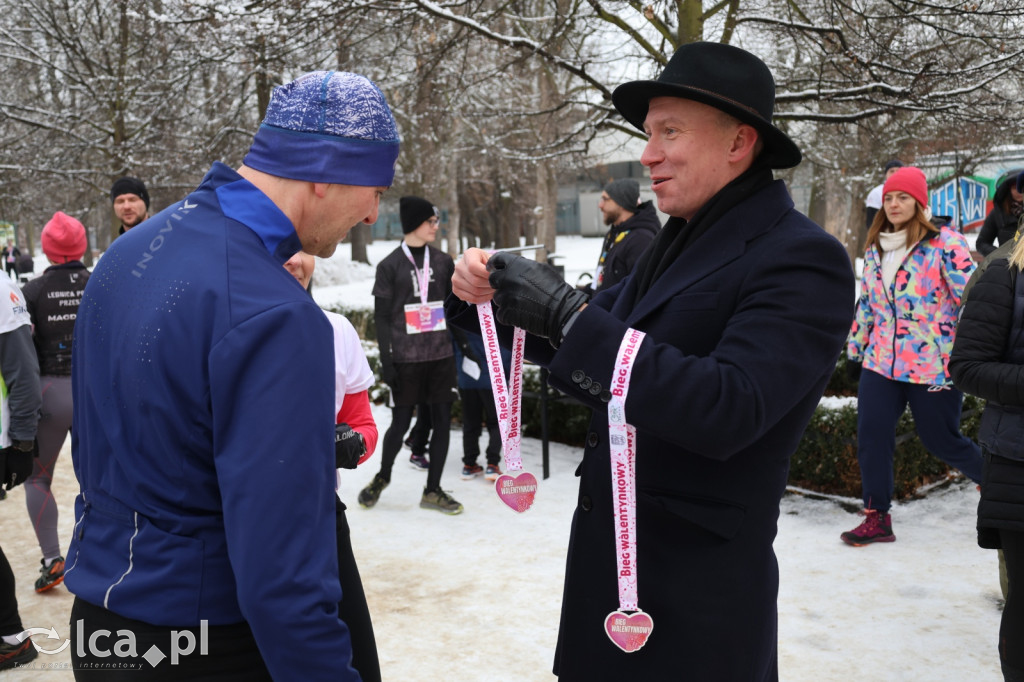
[599,390,612,402]
[589,382,602,396]
[579,377,593,390]
[587,432,599,448]
[581,495,593,511]
[571,370,586,384]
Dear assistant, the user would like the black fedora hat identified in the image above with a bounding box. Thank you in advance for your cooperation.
[612,42,802,169]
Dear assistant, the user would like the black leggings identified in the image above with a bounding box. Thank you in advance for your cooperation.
[336,500,380,682]
[70,597,272,681]
[1001,529,1024,677]
[0,545,23,636]
[379,402,452,492]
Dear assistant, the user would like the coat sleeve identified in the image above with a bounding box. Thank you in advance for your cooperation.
[209,303,360,681]
[949,258,1024,405]
[846,255,874,362]
[976,211,999,256]
[549,233,855,459]
[939,229,976,306]
[0,324,41,441]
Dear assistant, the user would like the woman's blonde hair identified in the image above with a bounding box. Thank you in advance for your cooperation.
[865,201,938,252]
[1009,214,1024,271]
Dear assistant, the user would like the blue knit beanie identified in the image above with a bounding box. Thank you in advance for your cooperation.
[243,71,400,187]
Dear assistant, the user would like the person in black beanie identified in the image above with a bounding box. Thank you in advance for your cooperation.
[110,176,151,235]
[358,196,462,514]
[446,41,854,680]
[582,178,661,296]
[396,196,441,471]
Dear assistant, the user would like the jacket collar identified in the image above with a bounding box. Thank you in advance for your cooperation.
[210,162,302,264]
[621,180,793,326]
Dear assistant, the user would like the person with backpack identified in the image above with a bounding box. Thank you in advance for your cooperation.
[20,211,90,594]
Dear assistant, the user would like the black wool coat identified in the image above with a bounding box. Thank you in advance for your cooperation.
[448,180,855,681]
[949,257,1024,543]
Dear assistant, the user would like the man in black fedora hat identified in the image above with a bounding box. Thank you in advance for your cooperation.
[447,41,854,680]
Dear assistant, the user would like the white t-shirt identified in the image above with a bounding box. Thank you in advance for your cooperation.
[324,310,374,416]
[865,183,884,210]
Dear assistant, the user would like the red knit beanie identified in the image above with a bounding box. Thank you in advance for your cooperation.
[882,166,929,208]
[41,211,87,262]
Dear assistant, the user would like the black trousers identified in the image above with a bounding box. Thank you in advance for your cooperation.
[407,403,431,455]
[1001,528,1024,678]
[0,545,22,636]
[379,402,452,492]
[459,388,501,465]
[337,498,380,682]
[70,597,272,681]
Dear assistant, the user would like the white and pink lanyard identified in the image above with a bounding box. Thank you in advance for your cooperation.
[477,302,537,513]
[401,242,432,323]
[603,327,654,653]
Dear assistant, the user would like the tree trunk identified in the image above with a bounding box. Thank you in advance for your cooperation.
[350,224,370,264]
[534,160,556,263]
[445,152,461,258]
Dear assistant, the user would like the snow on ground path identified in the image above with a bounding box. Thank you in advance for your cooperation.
[3,236,1005,680]
[778,483,1003,682]
[0,414,1005,680]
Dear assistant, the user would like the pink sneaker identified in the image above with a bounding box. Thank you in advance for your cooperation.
[840,510,895,546]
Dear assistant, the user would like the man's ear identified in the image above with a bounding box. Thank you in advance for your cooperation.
[312,182,330,199]
[728,124,759,163]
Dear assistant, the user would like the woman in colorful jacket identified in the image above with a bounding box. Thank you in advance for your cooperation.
[843,166,984,545]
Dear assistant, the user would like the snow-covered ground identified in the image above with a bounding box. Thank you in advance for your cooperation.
[0,235,1003,680]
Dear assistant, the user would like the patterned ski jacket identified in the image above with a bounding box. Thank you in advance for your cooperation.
[848,226,975,385]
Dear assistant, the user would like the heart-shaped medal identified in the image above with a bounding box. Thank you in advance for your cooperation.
[494,471,537,513]
[604,610,654,653]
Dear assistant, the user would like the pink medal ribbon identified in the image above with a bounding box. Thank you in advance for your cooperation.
[604,327,653,653]
[401,242,431,312]
[477,302,536,513]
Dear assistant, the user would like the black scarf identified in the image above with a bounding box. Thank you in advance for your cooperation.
[631,163,774,305]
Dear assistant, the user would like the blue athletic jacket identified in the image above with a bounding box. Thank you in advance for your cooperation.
[66,162,360,680]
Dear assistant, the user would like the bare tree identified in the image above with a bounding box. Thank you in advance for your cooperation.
[374,0,1024,248]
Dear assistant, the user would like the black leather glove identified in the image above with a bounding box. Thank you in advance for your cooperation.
[487,253,588,345]
[1,443,34,490]
[846,360,862,382]
[334,423,366,470]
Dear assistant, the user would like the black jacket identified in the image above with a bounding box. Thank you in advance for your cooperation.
[21,261,90,376]
[590,201,661,294]
[976,176,1020,256]
[949,257,1024,543]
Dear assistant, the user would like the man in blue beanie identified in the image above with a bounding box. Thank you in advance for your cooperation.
[67,71,399,681]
